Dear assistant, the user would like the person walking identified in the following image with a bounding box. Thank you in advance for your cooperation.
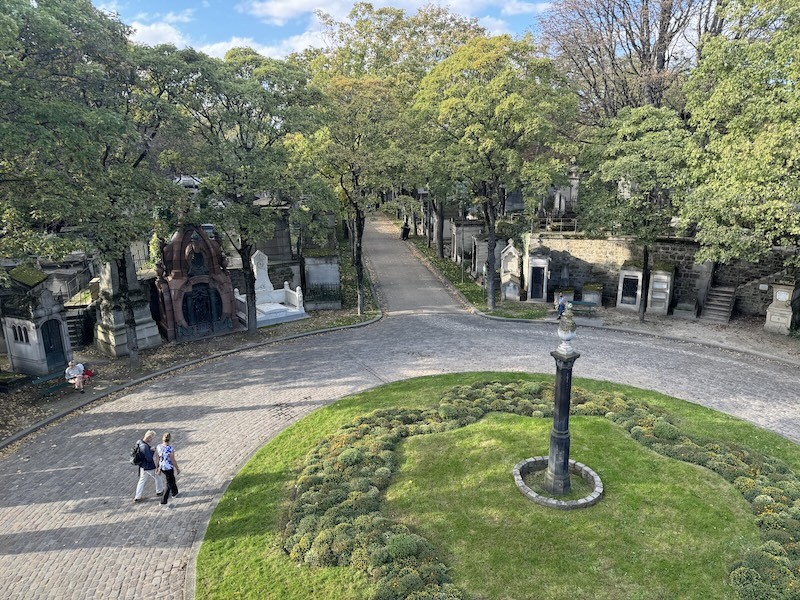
[156,432,180,505]
[65,360,85,392]
[133,430,163,503]
[556,293,566,320]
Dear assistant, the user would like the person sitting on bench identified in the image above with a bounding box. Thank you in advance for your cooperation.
[65,360,86,393]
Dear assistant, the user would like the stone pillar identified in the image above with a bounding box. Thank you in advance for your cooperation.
[94,251,161,357]
[545,307,580,495]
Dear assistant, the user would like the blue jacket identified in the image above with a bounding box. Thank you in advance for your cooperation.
[138,440,157,471]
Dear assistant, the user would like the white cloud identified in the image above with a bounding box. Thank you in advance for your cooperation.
[501,1,551,16]
[478,15,511,35]
[129,21,191,47]
[237,0,350,26]
[164,9,195,24]
[198,26,327,59]
[95,1,123,16]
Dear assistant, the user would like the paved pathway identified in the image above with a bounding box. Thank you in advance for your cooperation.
[1,216,799,599]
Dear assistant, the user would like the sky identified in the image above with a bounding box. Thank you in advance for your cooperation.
[92,0,551,59]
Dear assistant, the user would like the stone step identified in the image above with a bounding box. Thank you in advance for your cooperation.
[700,308,731,320]
[700,284,737,324]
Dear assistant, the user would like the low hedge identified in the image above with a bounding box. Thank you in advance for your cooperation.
[282,380,800,600]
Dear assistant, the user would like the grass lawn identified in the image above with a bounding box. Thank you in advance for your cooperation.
[386,414,755,599]
[196,373,798,599]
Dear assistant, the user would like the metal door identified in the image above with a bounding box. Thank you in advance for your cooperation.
[530,267,545,299]
[42,319,66,371]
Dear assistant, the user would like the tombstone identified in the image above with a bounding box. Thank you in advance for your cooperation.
[155,227,237,342]
[254,195,293,261]
[303,254,342,310]
[556,288,575,303]
[500,239,522,301]
[450,219,483,263]
[470,234,503,280]
[646,267,674,315]
[616,266,643,311]
[764,281,800,335]
[94,253,162,357]
[0,265,72,375]
[581,283,603,306]
[252,250,275,300]
[234,251,307,327]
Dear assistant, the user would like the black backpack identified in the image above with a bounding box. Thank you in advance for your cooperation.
[130,440,144,466]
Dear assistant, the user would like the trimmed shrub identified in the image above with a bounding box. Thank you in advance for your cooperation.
[282,379,800,600]
[652,418,681,441]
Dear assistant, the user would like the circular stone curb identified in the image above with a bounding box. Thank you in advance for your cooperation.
[513,456,604,510]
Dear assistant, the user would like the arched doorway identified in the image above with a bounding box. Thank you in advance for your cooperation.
[41,319,66,372]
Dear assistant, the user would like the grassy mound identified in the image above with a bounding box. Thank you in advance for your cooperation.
[196,373,800,600]
[387,414,753,599]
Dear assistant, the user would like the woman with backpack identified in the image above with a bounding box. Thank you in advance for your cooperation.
[156,432,181,505]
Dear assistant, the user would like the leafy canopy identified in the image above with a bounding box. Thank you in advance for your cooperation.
[683,0,800,265]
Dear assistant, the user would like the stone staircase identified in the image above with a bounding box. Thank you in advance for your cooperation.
[64,308,95,347]
[700,286,736,323]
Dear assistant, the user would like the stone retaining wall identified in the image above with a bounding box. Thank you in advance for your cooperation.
[528,233,787,315]
[532,234,708,307]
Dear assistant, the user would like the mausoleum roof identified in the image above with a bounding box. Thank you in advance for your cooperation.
[8,264,48,288]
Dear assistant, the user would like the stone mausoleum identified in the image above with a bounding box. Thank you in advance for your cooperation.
[155,226,237,342]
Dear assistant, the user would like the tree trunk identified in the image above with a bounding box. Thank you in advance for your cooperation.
[639,244,649,322]
[426,196,433,248]
[346,218,356,266]
[435,199,445,259]
[483,194,498,311]
[353,207,366,315]
[295,228,302,258]
[115,251,140,370]
[237,242,259,335]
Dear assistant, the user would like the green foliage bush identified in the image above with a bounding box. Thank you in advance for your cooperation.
[282,379,800,600]
[652,418,681,440]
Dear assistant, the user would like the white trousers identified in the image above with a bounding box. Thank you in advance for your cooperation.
[135,468,164,499]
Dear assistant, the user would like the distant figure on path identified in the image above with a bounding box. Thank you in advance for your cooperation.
[133,430,163,503]
[156,432,181,505]
[401,221,410,240]
[65,360,85,392]
[556,293,566,320]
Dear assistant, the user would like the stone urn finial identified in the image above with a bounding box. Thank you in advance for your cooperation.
[556,304,578,356]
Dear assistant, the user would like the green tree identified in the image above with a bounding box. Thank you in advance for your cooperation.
[579,105,690,319]
[683,0,800,267]
[1,0,185,365]
[415,35,576,309]
[307,76,403,314]
[316,2,483,92]
[282,132,339,256]
[314,3,485,259]
[0,0,133,260]
[170,48,318,334]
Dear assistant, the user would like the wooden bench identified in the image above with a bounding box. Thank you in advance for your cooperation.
[32,371,70,397]
[569,300,599,315]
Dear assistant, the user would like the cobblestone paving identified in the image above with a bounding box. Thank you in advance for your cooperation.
[1,217,799,599]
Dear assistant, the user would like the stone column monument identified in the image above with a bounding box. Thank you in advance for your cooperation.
[544,305,581,495]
